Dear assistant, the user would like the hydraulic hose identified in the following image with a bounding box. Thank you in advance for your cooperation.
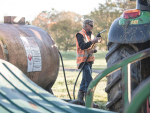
[73,50,97,100]
[59,50,96,100]
[58,51,72,100]
[73,54,90,100]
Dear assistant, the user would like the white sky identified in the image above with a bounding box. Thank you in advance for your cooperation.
[0,0,106,22]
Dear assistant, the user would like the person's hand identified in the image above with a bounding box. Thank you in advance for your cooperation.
[93,44,97,49]
[89,49,94,54]
[91,37,102,44]
[97,37,102,43]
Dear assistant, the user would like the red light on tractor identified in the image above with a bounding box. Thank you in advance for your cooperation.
[123,9,141,19]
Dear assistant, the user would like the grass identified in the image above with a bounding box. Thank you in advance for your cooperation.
[59,50,108,70]
[52,71,108,110]
[52,50,109,110]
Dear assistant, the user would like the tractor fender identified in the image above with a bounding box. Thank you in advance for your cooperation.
[108,17,150,44]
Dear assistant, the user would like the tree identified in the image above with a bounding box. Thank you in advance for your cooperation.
[50,19,82,51]
[32,1,136,51]
[84,1,122,50]
[115,0,136,11]
[32,10,82,51]
[84,0,136,50]
[32,11,51,33]
[49,11,82,51]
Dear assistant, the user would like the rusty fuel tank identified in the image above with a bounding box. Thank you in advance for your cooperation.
[0,16,59,90]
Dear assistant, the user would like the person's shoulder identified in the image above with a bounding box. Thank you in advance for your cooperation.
[76,33,84,38]
[76,33,81,36]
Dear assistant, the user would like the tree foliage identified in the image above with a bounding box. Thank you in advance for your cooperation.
[32,0,136,51]
[85,1,122,50]
[50,19,82,51]
[32,9,82,51]
[115,0,136,11]
[84,0,136,50]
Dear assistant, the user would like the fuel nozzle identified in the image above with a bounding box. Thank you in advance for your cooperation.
[96,32,101,37]
[96,29,107,42]
[91,29,107,53]
[97,29,107,36]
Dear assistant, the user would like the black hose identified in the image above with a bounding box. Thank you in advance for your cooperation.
[73,54,90,100]
[58,51,72,100]
[58,50,96,100]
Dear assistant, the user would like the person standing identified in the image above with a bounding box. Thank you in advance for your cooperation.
[76,18,101,108]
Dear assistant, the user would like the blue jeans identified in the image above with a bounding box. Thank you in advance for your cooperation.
[79,63,93,93]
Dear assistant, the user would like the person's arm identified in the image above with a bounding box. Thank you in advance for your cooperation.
[76,33,92,50]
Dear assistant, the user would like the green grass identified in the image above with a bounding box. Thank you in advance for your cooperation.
[52,50,109,110]
[59,50,108,70]
[52,71,108,110]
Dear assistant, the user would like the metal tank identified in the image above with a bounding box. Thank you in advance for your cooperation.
[0,16,59,91]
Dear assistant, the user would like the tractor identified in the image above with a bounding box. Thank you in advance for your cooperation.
[105,0,150,112]
[2,0,150,111]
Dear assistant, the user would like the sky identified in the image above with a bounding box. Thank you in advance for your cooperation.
[0,0,106,22]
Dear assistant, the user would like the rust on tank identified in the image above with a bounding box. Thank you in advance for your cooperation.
[0,16,59,90]
[0,36,4,43]
[3,44,9,61]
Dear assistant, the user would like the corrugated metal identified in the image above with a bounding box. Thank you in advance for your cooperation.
[0,59,114,113]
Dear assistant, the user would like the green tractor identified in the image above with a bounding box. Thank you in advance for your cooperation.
[105,0,150,112]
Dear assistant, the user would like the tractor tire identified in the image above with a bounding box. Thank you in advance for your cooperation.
[105,43,141,113]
